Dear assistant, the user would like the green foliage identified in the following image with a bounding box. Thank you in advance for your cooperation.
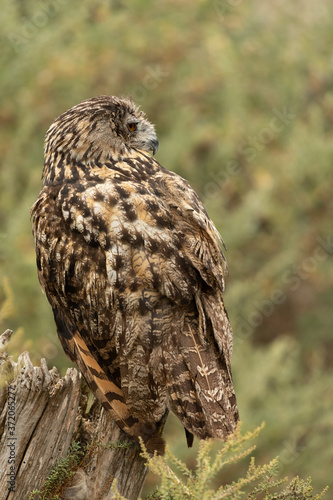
[0,279,31,360]
[1,0,332,494]
[141,426,328,500]
[0,278,15,325]
[28,439,133,499]
[28,441,85,500]
[27,428,329,500]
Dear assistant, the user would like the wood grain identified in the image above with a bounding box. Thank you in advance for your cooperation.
[0,330,148,500]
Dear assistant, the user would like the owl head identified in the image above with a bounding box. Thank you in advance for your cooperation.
[43,96,159,181]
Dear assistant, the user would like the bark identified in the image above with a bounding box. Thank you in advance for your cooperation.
[0,330,148,500]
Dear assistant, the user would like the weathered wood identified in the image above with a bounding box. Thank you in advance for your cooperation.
[0,330,149,500]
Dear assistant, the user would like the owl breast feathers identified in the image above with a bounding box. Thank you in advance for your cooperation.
[31,95,239,454]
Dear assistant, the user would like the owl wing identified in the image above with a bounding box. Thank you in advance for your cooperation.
[32,185,167,454]
[31,154,238,452]
[150,166,238,440]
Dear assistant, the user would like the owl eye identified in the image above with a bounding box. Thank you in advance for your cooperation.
[127,122,137,132]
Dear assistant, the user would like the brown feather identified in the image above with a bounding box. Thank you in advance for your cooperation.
[31,96,238,454]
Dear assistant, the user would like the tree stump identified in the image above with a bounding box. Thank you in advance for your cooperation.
[0,330,149,500]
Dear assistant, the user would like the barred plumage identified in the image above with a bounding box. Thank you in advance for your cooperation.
[31,95,239,454]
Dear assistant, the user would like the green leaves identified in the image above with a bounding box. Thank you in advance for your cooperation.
[28,441,84,500]
[142,425,328,500]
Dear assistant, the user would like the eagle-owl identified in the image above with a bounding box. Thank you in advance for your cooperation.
[31,96,239,454]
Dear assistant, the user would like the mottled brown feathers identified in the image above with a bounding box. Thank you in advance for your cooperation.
[31,95,238,454]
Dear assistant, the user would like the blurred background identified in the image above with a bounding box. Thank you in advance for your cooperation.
[1,0,332,495]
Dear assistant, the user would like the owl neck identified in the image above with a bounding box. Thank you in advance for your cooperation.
[41,149,128,186]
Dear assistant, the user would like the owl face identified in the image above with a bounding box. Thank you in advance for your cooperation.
[125,111,159,155]
[44,96,159,166]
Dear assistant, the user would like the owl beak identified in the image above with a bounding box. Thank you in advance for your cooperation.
[150,137,159,155]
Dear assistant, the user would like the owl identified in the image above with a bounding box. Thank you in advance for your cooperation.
[31,96,239,454]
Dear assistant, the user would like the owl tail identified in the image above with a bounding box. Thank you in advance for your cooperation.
[163,298,239,443]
